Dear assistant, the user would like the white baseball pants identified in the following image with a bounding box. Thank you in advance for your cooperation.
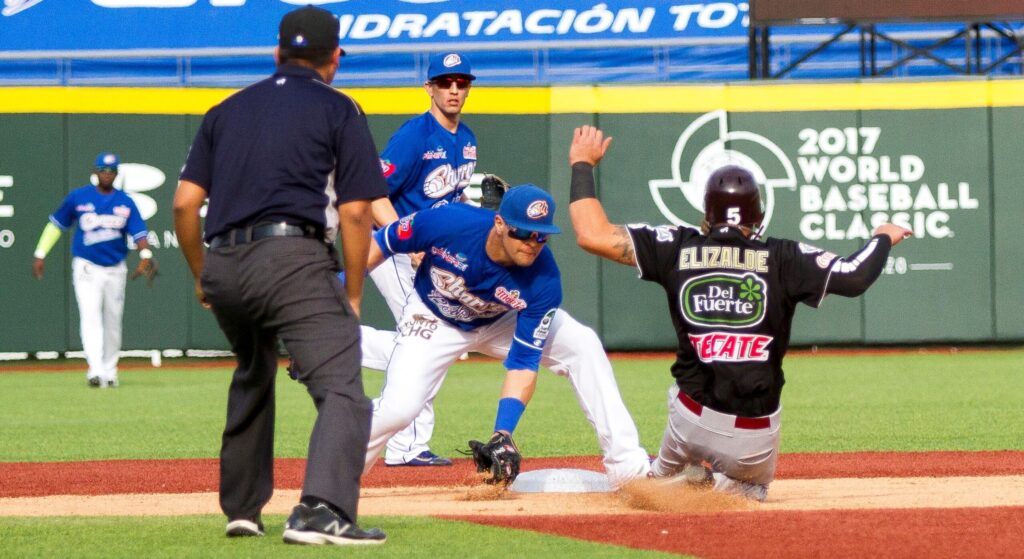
[364,294,652,488]
[652,384,781,488]
[72,256,127,384]
[365,253,438,463]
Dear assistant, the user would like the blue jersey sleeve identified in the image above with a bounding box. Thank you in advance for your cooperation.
[503,252,563,372]
[373,210,432,258]
[379,123,424,198]
[123,196,148,242]
[49,191,77,230]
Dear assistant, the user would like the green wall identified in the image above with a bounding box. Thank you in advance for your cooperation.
[1,105,1020,353]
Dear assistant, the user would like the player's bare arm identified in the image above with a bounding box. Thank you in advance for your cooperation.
[370,196,400,228]
[172,179,209,307]
[499,369,538,408]
[567,126,638,267]
[338,198,377,318]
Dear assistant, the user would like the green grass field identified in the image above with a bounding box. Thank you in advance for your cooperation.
[1,349,1022,557]
[1,516,679,559]
[2,351,1022,462]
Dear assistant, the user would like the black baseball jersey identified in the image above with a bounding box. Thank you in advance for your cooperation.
[627,224,840,417]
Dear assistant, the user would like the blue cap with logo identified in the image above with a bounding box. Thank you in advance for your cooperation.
[94,152,119,171]
[498,184,561,235]
[427,52,476,81]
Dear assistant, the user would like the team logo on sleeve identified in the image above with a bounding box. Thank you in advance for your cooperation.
[397,215,415,240]
[532,309,556,341]
[681,273,767,328]
[380,158,396,178]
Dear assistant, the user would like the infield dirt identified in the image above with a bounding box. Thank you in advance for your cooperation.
[3,452,1023,558]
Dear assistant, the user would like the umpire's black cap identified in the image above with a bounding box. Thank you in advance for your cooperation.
[279,6,344,55]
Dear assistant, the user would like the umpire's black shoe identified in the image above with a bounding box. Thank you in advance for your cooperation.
[225,516,264,537]
[282,503,386,546]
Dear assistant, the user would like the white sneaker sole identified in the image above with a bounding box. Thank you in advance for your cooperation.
[282,528,386,546]
[225,519,263,537]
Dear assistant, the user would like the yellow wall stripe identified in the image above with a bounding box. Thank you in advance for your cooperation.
[2,79,1022,115]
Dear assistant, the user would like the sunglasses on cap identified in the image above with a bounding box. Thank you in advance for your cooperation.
[432,76,471,90]
[506,225,549,243]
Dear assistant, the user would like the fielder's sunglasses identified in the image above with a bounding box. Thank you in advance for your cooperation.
[506,226,550,243]
[433,76,471,90]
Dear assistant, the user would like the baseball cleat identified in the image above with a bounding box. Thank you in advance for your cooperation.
[711,472,768,502]
[87,377,101,388]
[385,450,453,467]
[225,517,265,537]
[282,503,386,546]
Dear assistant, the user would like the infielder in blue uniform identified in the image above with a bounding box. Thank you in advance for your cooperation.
[32,152,156,388]
[361,52,478,466]
[361,185,651,488]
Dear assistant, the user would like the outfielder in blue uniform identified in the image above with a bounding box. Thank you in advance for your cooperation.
[361,52,478,467]
[361,185,652,488]
[32,152,155,388]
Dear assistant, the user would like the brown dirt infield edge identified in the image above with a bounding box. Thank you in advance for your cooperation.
[3,451,1024,559]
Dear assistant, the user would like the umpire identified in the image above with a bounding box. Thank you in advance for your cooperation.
[173,6,387,546]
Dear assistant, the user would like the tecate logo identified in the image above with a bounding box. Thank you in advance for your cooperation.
[688,332,773,363]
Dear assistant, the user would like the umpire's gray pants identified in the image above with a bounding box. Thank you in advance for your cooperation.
[202,236,370,524]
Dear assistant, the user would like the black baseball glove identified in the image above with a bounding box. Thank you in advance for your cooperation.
[468,431,521,485]
[480,174,510,211]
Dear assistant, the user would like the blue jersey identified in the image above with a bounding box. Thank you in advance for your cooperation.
[374,204,561,372]
[379,112,477,218]
[50,185,148,267]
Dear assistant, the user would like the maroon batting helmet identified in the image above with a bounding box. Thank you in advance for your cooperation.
[703,165,764,228]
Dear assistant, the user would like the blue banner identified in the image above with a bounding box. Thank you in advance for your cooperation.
[0,1,753,52]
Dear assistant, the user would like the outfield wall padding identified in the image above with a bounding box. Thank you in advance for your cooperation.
[1,80,1021,353]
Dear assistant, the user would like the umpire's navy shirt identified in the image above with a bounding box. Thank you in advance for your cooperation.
[180,63,387,243]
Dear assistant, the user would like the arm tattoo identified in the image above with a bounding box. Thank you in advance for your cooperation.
[610,225,637,266]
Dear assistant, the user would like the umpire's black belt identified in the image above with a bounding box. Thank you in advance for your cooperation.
[209,222,321,249]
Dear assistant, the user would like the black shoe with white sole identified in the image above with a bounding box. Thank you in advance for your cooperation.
[282,503,386,546]
[225,516,265,537]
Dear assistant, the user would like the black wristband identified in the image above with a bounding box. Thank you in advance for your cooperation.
[570,162,597,202]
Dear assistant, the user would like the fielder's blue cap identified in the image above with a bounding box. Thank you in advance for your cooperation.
[498,184,561,235]
[427,52,476,81]
[94,152,119,171]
